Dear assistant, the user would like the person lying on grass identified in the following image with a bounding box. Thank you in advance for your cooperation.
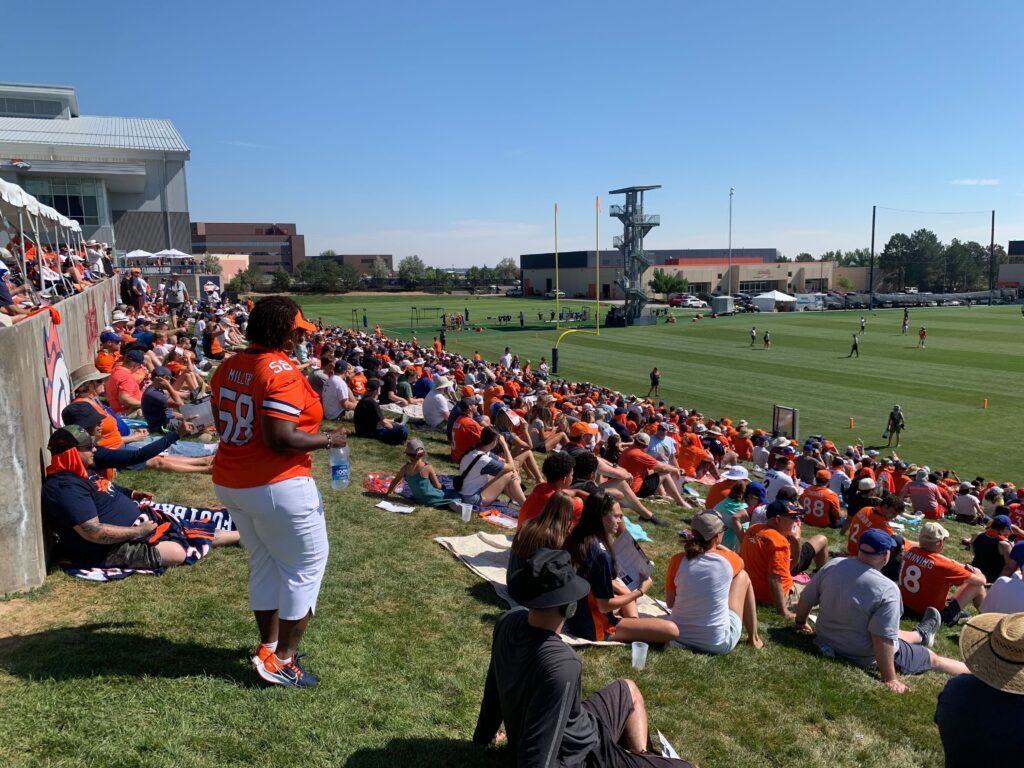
[665,512,764,654]
[474,548,696,768]
[385,438,462,511]
[794,528,969,694]
[562,491,679,644]
[42,425,239,571]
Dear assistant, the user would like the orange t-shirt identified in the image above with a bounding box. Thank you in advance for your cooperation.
[211,349,323,489]
[617,447,658,493]
[74,396,122,449]
[898,547,972,614]
[740,523,793,604]
[433,340,442,354]
[516,482,584,529]
[800,486,841,527]
[705,479,735,510]
[95,349,117,374]
[451,415,483,462]
[350,373,367,396]
[846,508,894,555]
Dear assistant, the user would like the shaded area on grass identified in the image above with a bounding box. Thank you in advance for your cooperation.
[345,737,511,768]
[0,621,259,686]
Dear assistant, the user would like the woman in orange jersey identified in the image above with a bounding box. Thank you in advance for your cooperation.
[211,296,348,689]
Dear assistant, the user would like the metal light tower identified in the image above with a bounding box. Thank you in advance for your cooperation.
[728,187,734,295]
[608,184,661,326]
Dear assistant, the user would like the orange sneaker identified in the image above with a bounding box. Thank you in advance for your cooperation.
[251,644,275,670]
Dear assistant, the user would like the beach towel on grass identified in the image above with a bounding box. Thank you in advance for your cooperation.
[60,505,226,582]
[434,532,669,647]
[364,472,520,517]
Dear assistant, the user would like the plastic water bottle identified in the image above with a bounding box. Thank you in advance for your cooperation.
[330,445,350,490]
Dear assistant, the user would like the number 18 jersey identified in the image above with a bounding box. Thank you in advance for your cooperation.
[211,349,323,489]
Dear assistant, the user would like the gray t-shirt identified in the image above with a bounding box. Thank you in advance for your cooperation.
[165,280,187,304]
[800,556,901,668]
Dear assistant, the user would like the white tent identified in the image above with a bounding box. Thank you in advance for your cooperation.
[125,249,154,260]
[152,248,191,259]
[752,290,797,313]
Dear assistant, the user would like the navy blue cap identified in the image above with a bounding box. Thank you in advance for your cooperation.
[859,528,897,553]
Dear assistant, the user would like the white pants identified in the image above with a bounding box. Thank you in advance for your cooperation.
[214,476,328,620]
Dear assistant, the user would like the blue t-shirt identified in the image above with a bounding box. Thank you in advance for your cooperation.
[41,471,142,565]
[141,385,172,432]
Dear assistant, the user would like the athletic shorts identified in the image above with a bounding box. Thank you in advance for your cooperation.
[214,475,328,620]
[894,638,932,675]
[792,541,816,575]
[101,540,163,570]
[675,610,742,655]
[637,474,661,499]
[583,679,696,768]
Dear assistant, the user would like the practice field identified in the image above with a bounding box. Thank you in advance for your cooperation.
[305,294,1023,481]
[0,295,1014,768]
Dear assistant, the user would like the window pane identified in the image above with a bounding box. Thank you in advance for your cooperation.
[66,197,84,220]
[82,197,97,217]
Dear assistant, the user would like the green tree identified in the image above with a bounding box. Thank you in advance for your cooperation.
[795,253,815,262]
[368,257,391,286]
[270,268,292,292]
[879,233,914,290]
[775,254,792,263]
[465,266,481,287]
[397,255,427,287]
[838,248,873,267]
[836,275,853,290]
[319,249,337,258]
[233,264,267,292]
[296,259,342,292]
[337,263,360,291]
[199,253,223,275]
[494,256,519,282]
[818,251,839,262]
[647,268,688,301]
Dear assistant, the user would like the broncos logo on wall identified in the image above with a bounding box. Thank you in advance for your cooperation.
[42,319,71,429]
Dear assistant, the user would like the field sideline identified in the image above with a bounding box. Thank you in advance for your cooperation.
[303,295,1023,482]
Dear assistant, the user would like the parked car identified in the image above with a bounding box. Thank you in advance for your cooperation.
[505,288,523,297]
[679,297,708,309]
[544,289,566,299]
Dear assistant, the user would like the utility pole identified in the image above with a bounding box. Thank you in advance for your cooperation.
[868,205,876,309]
[728,188,734,294]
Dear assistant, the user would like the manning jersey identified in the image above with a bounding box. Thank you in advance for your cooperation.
[898,547,972,615]
[211,349,323,489]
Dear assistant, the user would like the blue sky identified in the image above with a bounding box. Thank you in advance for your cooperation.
[8,1,1022,265]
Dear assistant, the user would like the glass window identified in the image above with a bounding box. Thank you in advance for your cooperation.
[22,177,104,226]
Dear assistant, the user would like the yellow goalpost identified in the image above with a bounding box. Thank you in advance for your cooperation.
[554,196,602,357]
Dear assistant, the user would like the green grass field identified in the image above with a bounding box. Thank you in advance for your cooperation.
[0,294,1016,768]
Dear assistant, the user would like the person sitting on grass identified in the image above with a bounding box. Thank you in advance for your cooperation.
[456,427,527,508]
[474,548,696,767]
[952,482,985,525]
[508,491,576,575]
[800,470,844,529]
[665,512,764,654]
[740,499,829,618]
[385,438,462,511]
[899,522,987,627]
[141,366,187,434]
[570,450,668,528]
[970,514,1024,584]
[517,451,586,529]
[793,528,969,693]
[353,377,409,446]
[713,478,750,551]
[562,491,679,644]
[42,425,239,570]
[979,543,1024,614]
[617,432,693,510]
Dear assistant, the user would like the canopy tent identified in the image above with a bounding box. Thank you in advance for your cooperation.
[151,248,191,259]
[125,249,154,260]
[752,290,797,313]
[0,176,86,295]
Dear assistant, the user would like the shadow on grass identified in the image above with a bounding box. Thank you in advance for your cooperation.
[467,581,508,621]
[763,624,821,654]
[0,622,260,687]
[345,737,511,768]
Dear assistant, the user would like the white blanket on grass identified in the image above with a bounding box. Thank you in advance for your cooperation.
[434,532,669,647]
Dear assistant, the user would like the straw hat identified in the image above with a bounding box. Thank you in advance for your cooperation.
[959,613,1024,694]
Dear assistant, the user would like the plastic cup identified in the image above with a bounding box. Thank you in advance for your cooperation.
[631,641,649,670]
[460,503,473,523]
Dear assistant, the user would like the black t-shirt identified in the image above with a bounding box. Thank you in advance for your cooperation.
[935,674,1024,767]
[378,379,398,406]
[354,395,384,436]
[473,608,600,765]
[41,471,143,565]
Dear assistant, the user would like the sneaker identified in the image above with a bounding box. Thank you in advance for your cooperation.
[915,606,941,648]
[251,644,275,670]
[257,653,319,688]
[645,514,672,528]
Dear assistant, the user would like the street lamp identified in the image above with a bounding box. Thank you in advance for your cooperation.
[728,188,734,295]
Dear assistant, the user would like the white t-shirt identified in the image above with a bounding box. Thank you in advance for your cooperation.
[422,389,452,428]
[458,449,502,497]
[763,468,796,502]
[321,374,351,420]
[670,552,733,651]
[980,574,1024,614]
[500,353,512,368]
[828,469,852,500]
